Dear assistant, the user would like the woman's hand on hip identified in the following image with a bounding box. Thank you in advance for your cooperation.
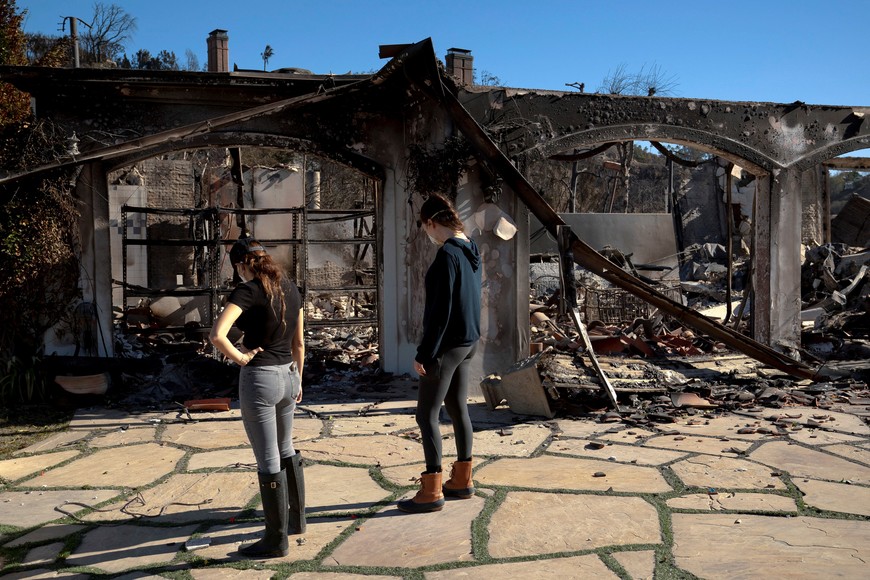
[238,346,263,366]
[414,360,426,376]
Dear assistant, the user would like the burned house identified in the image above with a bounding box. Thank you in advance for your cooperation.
[1,34,868,395]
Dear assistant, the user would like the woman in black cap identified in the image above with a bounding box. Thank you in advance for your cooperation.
[210,236,306,558]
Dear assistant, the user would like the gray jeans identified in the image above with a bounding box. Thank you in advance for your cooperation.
[239,362,301,475]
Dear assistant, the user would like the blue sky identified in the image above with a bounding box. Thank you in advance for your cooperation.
[16,0,870,108]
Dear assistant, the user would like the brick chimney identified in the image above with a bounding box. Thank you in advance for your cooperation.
[445,48,473,85]
[207,29,229,72]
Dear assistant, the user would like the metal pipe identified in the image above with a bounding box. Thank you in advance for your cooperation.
[726,167,734,324]
[568,154,578,213]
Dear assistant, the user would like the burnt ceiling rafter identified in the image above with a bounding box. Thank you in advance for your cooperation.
[104,132,385,180]
[525,124,774,174]
[0,38,436,185]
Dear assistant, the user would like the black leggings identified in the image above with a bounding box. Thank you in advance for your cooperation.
[416,342,477,471]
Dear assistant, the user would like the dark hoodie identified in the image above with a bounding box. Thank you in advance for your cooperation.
[416,236,482,366]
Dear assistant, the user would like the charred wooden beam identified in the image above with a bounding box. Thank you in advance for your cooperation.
[0,45,410,186]
[548,143,616,162]
[649,141,705,167]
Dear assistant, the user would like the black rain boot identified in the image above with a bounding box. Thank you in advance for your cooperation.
[239,470,289,558]
[281,451,306,534]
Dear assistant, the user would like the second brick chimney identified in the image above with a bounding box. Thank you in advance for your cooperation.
[445,48,473,85]
[207,29,229,72]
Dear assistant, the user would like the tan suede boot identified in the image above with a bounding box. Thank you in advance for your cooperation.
[442,459,475,499]
[397,471,445,513]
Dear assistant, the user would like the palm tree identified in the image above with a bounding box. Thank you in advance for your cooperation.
[261,44,273,71]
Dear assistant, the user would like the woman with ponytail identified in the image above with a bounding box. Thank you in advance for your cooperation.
[398,194,482,514]
[210,236,306,558]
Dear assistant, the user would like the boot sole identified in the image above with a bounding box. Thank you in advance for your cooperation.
[443,487,475,499]
[397,500,445,513]
[239,547,290,558]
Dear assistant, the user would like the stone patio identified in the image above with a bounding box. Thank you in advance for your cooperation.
[1,381,868,578]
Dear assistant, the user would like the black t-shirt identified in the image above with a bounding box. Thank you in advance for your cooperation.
[228,278,302,366]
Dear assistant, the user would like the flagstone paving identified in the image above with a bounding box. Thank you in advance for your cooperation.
[192,518,351,563]
[671,513,870,579]
[488,492,660,558]
[292,417,327,441]
[325,497,484,568]
[89,425,159,448]
[548,438,689,465]
[2,524,87,548]
[0,449,81,481]
[425,553,620,579]
[666,492,798,512]
[12,431,87,455]
[0,489,119,527]
[818,441,870,464]
[190,568,275,579]
[21,541,64,566]
[161,419,251,449]
[749,439,870,484]
[186,448,257,471]
[1,389,868,579]
[669,455,787,490]
[18,442,186,488]
[306,464,393,513]
[468,423,551,456]
[81,472,257,523]
[612,550,656,580]
[64,523,199,573]
[643,433,753,456]
[793,477,870,516]
[476,455,673,492]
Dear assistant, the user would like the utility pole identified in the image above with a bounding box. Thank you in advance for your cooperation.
[62,17,90,68]
[68,17,79,67]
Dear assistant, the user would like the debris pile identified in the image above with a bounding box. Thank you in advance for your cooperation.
[305,326,379,370]
[800,243,870,338]
[487,241,869,422]
[529,282,724,360]
[89,294,381,408]
[678,242,749,314]
[483,348,868,424]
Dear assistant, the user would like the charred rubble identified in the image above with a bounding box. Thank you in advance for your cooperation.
[48,237,867,427]
[483,243,869,423]
[47,297,382,411]
[47,235,869,429]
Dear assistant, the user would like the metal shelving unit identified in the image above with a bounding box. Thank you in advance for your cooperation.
[120,203,379,335]
[121,205,223,333]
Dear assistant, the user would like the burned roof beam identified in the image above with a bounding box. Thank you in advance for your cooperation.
[648,141,706,167]
[548,143,616,162]
[0,37,429,186]
[103,133,384,180]
[822,157,870,170]
[0,81,350,184]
